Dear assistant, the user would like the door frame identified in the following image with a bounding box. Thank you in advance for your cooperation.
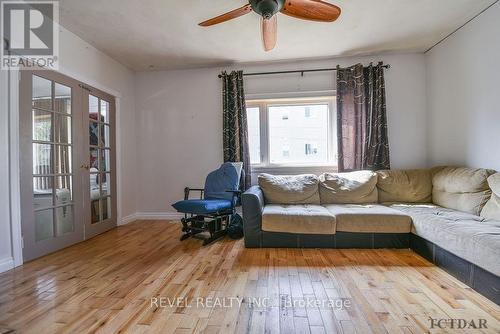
[19,69,85,261]
[81,85,118,239]
[5,66,23,269]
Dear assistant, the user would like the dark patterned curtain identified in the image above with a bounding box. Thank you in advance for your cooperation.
[221,70,251,190]
[336,62,390,171]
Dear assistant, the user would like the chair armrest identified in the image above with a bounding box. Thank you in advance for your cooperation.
[184,187,204,200]
[241,186,265,247]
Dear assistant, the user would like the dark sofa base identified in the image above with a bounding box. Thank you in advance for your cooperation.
[248,231,410,249]
[410,234,499,305]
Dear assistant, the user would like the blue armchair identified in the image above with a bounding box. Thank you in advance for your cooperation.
[172,162,243,245]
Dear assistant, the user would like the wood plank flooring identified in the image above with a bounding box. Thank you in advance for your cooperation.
[0,220,499,334]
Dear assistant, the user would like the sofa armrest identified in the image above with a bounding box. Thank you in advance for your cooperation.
[241,186,265,247]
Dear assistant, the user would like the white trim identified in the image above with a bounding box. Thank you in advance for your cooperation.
[119,212,137,226]
[119,212,184,225]
[0,257,14,273]
[9,68,23,267]
[251,165,337,175]
[136,212,184,220]
[115,97,123,227]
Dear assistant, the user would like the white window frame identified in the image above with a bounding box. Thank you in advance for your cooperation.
[246,96,337,174]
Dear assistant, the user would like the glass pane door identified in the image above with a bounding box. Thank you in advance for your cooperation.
[33,76,75,239]
[20,70,84,261]
[84,89,116,238]
[33,75,75,238]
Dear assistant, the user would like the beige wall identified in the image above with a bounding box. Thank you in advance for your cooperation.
[426,2,500,171]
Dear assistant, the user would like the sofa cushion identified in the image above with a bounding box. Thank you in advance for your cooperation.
[391,204,500,276]
[432,167,495,215]
[376,169,432,203]
[319,171,378,204]
[324,204,412,233]
[481,173,500,221]
[262,204,336,235]
[258,174,320,205]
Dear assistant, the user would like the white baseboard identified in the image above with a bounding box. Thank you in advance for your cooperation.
[136,212,184,220]
[0,257,14,274]
[119,212,184,225]
[119,213,138,226]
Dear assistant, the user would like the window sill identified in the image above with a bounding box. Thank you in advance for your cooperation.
[251,165,338,175]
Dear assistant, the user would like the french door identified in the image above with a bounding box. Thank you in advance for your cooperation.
[83,87,117,239]
[20,70,116,262]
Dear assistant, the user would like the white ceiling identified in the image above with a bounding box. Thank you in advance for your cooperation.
[58,0,496,71]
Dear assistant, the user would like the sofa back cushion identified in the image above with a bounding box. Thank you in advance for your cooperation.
[432,167,495,215]
[376,169,432,203]
[481,173,500,220]
[258,173,320,205]
[319,171,378,204]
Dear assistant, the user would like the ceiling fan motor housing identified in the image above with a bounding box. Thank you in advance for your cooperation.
[249,0,285,19]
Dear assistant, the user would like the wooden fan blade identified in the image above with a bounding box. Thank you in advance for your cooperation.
[262,15,277,51]
[199,4,253,26]
[280,0,341,22]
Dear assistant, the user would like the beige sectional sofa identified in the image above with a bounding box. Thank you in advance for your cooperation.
[241,166,500,304]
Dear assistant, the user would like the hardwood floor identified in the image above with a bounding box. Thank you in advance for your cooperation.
[0,221,499,334]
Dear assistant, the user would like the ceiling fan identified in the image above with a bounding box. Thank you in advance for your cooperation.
[199,0,341,52]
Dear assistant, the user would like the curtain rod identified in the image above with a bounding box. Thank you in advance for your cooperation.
[218,64,390,78]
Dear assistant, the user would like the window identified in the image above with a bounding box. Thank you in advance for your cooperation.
[246,97,336,168]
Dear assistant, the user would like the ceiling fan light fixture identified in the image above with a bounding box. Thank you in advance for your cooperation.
[250,0,285,19]
[262,12,273,20]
